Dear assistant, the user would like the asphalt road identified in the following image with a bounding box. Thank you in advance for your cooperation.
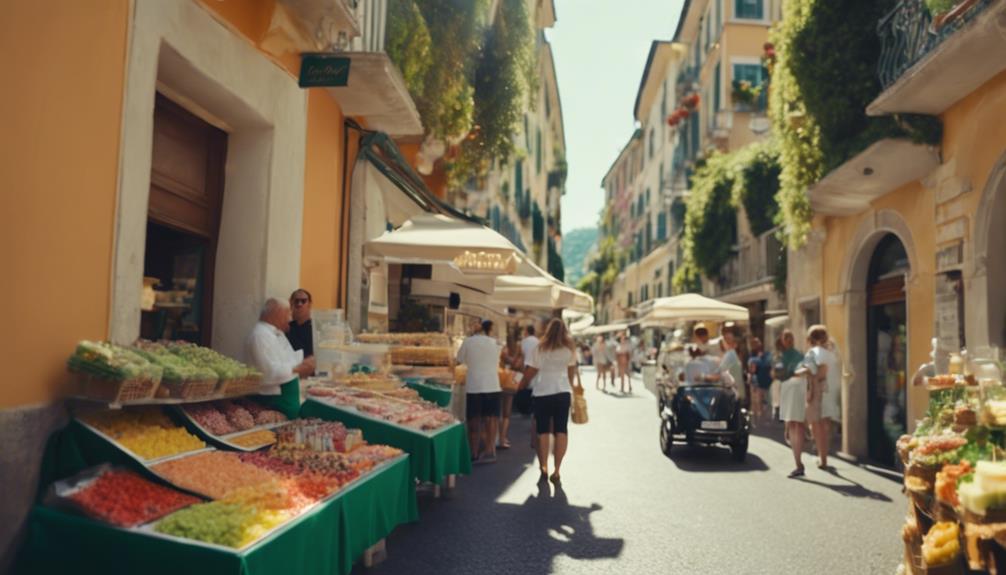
[357,368,905,575]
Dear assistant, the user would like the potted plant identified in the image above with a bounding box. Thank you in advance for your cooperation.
[732,80,763,109]
[682,93,700,110]
[925,0,980,31]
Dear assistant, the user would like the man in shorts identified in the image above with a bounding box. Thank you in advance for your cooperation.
[457,320,503,462]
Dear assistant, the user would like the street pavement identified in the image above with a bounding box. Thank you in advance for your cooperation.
[357,368,905,575]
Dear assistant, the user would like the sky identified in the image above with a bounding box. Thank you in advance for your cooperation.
[550,0,685,235]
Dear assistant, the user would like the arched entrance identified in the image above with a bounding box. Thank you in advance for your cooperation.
[972,152,1006,349]
[866,234,909,466]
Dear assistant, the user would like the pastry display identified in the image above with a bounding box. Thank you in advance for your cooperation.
[357,332,450,347]
[307,387,456,431]
[391,346,452,367]
[228,429,277,449]
[150,451,280,500]
[274,419,363,453]
[922,522,962,568]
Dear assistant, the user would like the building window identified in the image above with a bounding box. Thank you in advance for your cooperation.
[657,283,663,298]
[657,212,667,241]
[733,62,766,109]
[715,0,722,34]
[648,129,655,159]
[714,62,722,111]
[535,129,542,173]
[735,0,765,20]
[645,188,651,206]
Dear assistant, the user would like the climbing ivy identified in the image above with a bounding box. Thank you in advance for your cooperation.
[681,150,738,281]
[769,0,941,247]
[734,141,782,237]
[385,0,432,98]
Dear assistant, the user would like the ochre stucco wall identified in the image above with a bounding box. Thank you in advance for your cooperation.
[820,180,936,427]
[300,91,348,310]
[0,1,130,407]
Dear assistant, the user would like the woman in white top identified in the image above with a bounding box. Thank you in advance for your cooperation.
[519,318,580,484]
[615,334,633,394]
[456,320,503,463]
[592,335,611,390]
[796,325,841,469]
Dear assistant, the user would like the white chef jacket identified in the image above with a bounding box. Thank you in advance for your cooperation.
[456,334,502,394]
[245,321,303,395]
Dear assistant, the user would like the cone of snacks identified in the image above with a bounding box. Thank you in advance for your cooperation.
[899,352,1006,574]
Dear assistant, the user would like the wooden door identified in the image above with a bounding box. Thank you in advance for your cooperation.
[147,94,227,344]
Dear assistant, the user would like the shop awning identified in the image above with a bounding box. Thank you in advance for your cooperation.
[568,313,595,335]
[364,213,522,275]
[492,260,594,314]
[581,321,634,336]
[639,293,750,328]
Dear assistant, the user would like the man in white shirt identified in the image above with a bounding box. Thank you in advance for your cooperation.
[245,298,315,418]
[457,320,503,462]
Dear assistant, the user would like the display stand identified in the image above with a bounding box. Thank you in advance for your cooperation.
[403,378,453,407]
[16,421,418,575]
[300,398,470,487]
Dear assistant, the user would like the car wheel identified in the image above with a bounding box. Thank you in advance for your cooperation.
[660,418,674,455]
[731,434,749,462]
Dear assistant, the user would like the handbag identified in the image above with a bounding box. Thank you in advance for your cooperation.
[571,386,588,424]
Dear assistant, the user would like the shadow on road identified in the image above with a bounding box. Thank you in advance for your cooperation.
[355,413,625,575]
[663,444,770,473]
[793,468,893,501]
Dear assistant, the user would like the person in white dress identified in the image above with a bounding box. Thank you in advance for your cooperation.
[797,325,841,469]
[519,318,580,484]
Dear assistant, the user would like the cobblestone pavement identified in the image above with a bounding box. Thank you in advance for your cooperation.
[357,368,905,575]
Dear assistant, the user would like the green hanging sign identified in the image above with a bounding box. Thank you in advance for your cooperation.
[299,54,351,88]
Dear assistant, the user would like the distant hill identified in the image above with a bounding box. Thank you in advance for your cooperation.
[561,227,598,286]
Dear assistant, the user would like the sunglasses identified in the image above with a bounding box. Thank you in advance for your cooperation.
[292,297,310,305]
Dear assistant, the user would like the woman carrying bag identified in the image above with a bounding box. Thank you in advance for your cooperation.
[519,318,581,484]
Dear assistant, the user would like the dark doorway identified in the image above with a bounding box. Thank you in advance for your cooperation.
[866,234,909,466]
[140,94,228,346]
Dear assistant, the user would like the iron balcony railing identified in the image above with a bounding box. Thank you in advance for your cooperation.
[715,228,783,293]
[877,0,995,89]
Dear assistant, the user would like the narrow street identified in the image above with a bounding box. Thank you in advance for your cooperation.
[363,368,905,575]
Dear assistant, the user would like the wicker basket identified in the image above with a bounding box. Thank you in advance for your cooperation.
[70,371,159,403]
[161,378,218,400]
[219,376,263,397]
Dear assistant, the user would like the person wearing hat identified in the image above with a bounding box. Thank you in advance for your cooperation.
[457,320,504,463]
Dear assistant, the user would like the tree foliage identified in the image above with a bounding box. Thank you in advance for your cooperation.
[769,0,941,247]
[681,150,738,281]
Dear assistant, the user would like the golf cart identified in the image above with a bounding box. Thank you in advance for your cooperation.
[640,295,752,462]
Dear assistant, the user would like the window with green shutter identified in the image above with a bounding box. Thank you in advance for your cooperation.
[536,129,542,173]
[734,0,763,20]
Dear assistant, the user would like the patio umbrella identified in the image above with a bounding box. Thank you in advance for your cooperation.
[640,293,750,327]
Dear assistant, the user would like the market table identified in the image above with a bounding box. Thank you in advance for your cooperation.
[403,378,453,407]
[300,398,471,485]
[15,421,418,575]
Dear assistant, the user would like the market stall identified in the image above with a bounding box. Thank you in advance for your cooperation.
[300,389,470,486]
[17,341,419,575]
[403,377,452,407]
[896,348,1006,574]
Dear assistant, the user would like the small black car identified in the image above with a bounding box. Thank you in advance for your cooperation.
[659,381,750,461]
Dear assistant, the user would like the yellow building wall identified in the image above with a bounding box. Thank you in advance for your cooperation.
[0,1,130,408]
[820,183,936,427]
[199,0,301,76]
[942,69,1006,232]
[300,91,347,310]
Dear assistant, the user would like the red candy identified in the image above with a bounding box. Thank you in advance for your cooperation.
[68,469,199,527]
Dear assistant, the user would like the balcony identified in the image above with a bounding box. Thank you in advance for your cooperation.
[807,138,940,215]
[713,228,784,300]
[321,0,424,136]
[869,0,1006,115]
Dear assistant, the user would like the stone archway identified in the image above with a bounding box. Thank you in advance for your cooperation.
[969,152,1006,349]
[837,210,918,459]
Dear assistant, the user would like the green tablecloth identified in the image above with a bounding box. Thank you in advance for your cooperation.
[404,379,453,407]
[300,398,470,484]
[16,422,418,575]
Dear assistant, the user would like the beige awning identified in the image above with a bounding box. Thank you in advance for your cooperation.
[364,213,521,275]
[492,260,594,314]
[640,293,750,327]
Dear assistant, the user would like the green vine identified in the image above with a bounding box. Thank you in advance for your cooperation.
[385,0,432,98]
[681,150,738,281]
[770,0,942,247]
[734,140,782,237]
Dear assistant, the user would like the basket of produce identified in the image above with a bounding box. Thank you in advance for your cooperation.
[133,340,219,400]
[67,341,163,403]
[45,464,201,527]
[165,342,262,397]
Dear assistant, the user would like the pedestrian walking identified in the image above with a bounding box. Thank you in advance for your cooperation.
[498,337,522,450]
[775,329,806,477]
[592,335,611,390]
[456,320,503,463]
[747,337,773,425]
[616,333,633,393]
[605,334,618,388]
[797,325,841,469]
[519,318,580,484]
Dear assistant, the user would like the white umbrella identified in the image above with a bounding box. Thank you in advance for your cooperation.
[364,213,521,275]
[581,322,633,336]
[568,314,595,335]
[640,293,750,327]
[492,260,594,314]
